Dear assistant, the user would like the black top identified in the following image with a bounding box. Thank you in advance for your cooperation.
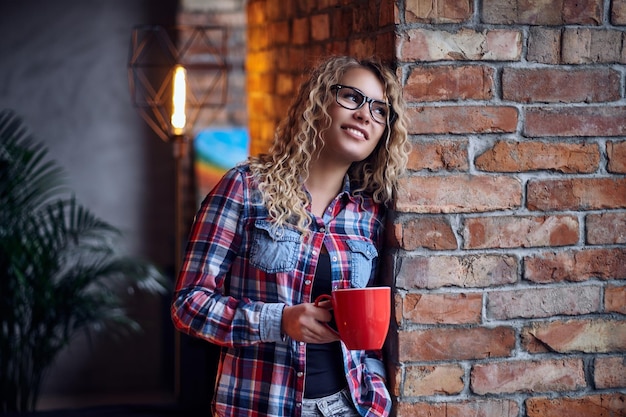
[304,252,347,398]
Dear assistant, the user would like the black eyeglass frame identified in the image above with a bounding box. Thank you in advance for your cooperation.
[330,84,397,126]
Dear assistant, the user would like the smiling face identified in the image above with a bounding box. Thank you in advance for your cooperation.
[320,67,387,167]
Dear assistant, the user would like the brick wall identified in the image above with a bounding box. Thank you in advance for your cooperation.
[393,0,626,416]
[215,0,625,415]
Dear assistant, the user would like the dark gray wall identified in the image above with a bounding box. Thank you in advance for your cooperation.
[0,0,179,407]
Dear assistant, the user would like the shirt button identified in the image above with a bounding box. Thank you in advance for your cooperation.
[297,372,304,377]
[296,403,302,408]
[312,250,317,256]
[304,280,311,285]
[332,256,337,262]
[320,227,325,233]
[300,341,305,346]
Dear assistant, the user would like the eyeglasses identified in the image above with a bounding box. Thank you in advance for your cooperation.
[330,84,395,125]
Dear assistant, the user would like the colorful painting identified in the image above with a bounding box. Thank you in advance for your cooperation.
[194,127,249,204]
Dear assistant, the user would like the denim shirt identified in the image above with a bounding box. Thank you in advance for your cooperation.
[171,164,391,417]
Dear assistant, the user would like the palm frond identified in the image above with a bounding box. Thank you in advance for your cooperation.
[0,108,170,412]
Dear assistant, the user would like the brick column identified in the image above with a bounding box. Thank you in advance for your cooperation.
[392,1,626,416]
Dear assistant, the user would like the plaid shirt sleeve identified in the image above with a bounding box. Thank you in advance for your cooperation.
[171,167,284,346]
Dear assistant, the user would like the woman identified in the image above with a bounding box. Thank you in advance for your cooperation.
[171,55,409,417]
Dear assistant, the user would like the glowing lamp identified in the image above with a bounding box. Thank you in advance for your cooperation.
[171,65,187,136]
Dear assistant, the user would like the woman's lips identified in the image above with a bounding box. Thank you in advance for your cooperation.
[343,125,368,140]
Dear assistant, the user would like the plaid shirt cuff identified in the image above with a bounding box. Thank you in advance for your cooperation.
[260,302,286,342]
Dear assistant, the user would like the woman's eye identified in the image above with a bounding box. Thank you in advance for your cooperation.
[345,92,361,103]
[373,104,388,117]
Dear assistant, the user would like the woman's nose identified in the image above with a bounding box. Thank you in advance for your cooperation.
[353,105,370,123]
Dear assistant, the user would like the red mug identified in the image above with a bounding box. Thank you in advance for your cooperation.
[315,286,391,350]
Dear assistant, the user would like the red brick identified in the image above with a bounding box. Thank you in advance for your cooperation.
[389,363,402,396]
[587,212,626,244]
[373,30,396,61]
[607,140,626,173]
[310,13,329,41]
[526,393,626,417]
[287,48,312,72]
[275,96,292,118]
[475,140,600,173]
[246,0,266,24]
[463,215,579,249]
[400,28,522,61]
[397,175,521,214]
[407,106,518,135]
[525,106,626,137]
[249,119,277,155]
[391,288,403,325]
[487,285,601,319]
[292,17,310,44]
[613,0,626,24]
[524,248,626,283]
[405,0,473,23]
[594,356,626,389]
[405,65,494,101]
[330,7,353,39]
[403,364,464,396]
[521,328,551,353]
[527,27,561,64]
[482,0,602,25]
[407,140,469,172]
[352,2,376,32]
[502,68,620,103]
[348,37,378,58]
[246,27,271,56]
[562,0,603,24]
[398,326,516,361]
[295,0,315,15]
[562,28,626,64]
[396,254,518,289]
[266,0,291,19]
[396,400,519,417]
[275,73,295,95]
[326,39,348,56]
[522,318,626,354]
[246,72,275,94]
[248,94,270,118]
[403,292,482,324]
[605,285,626,314]
[527,178,626,211]
[394,217,458,250]
[269,20,290,44]
[378,0,395,26]
[471,359,586,395]
[247,47,273,70]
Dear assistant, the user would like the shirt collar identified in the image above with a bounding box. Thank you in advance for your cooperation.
[342,173,363,205]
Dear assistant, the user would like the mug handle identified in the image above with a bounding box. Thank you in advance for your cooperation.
[314,294,332,307]
[313,294,340,337]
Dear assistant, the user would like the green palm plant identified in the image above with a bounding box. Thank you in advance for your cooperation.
[0,109,169,413]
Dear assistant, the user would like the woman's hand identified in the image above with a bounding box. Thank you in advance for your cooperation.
[281,301,341,343]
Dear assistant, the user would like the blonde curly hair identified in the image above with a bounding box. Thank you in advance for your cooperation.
[248,55,410,233]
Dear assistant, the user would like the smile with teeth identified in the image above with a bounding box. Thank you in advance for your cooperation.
[345,127,366,140]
